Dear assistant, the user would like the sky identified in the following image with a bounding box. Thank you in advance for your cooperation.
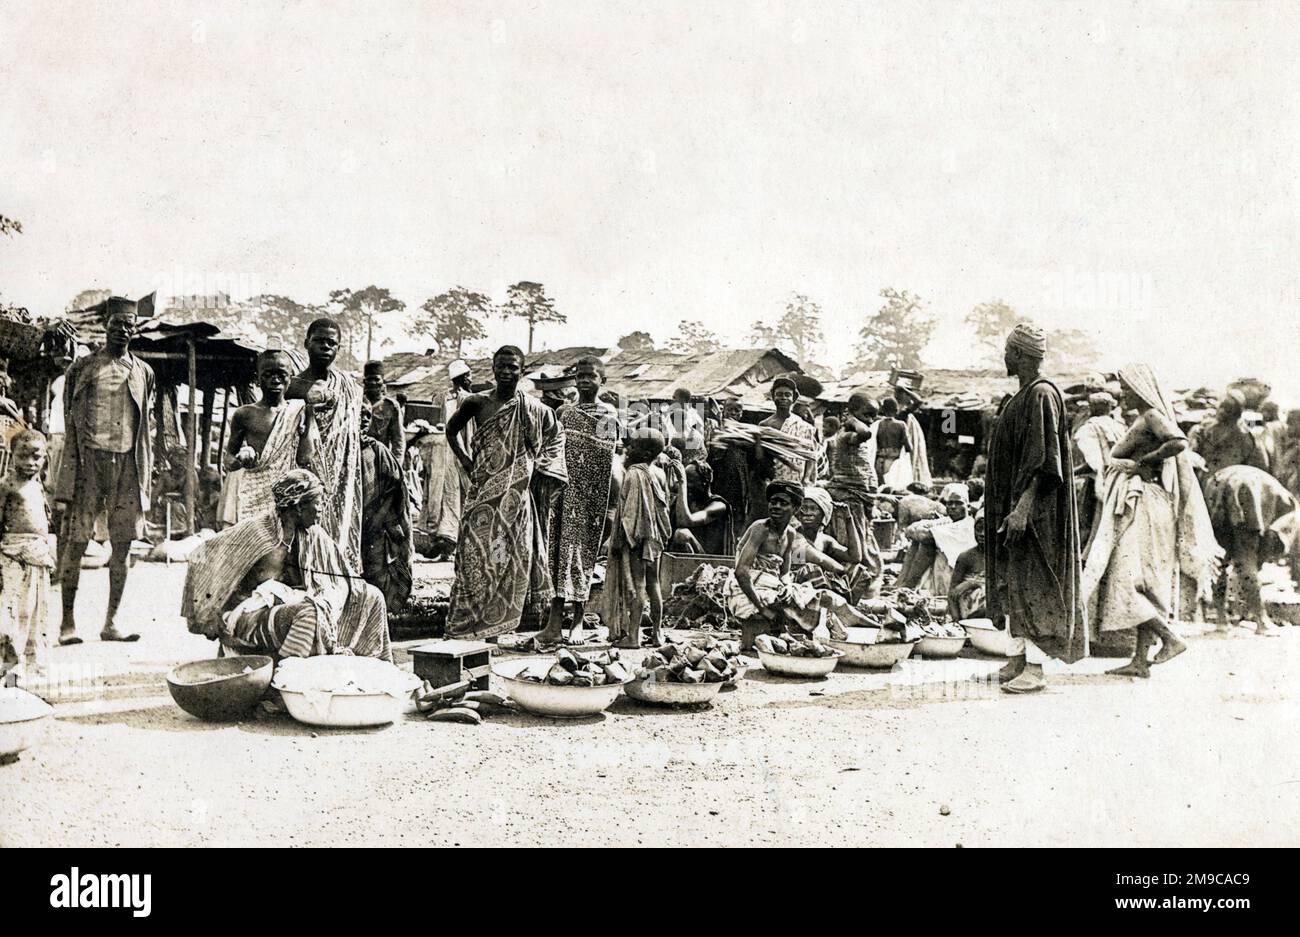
[2,1,1298,396]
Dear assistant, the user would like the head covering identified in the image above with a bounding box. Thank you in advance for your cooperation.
[448,359,470,380]
[771,376,799,396]
[1088,391,1116,415]
[271,469,325,510]
[363,360,384,377]
[1006,321,1048,358]
[939,482,970,505]
[803,486,835,524]
[766,480,805,504]
[105,296,138,318]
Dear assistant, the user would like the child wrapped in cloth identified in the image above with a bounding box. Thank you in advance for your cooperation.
[724,480,876,640]
[181,469,392,661]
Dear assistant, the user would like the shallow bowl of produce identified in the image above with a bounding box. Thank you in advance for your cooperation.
[166,655,274,721]
[961,619,1018,657]
[273,656,420,728]
[830,636,916,668]
[494,657,630,718]
[625,671,725,705]
[914,635,967,659]
[756,647,843,678]
[0,687,54,757]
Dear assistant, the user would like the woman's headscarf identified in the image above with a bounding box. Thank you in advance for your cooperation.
[1098,364,1221,598]
[802,485,835,526]
[272,469,325,510]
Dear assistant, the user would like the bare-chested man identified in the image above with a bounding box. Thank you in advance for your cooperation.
[873,396,913,482]
[221,350,318,525]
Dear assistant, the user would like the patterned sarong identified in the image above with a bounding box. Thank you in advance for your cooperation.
[548,403,617,603]
[446,392,567,638]
[302,369,363,574]
[220,400,310,526]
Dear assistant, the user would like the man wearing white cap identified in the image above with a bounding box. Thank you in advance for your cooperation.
[429,360,475,557]
[985,322,1086,693]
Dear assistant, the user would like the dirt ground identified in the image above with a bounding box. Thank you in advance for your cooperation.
[4,560,1297,848]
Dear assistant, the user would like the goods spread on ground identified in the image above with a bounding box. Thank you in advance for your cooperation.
[515,648,631,687]
[270,656,419,697]
[636,636,747,683]
[753,633,838,658]
[663,563,733,631]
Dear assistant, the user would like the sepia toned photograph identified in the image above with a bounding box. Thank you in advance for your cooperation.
[1,0,1295,858]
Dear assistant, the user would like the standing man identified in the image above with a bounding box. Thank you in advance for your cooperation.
[429,359,475,559]
[286,318,363,574]
[985,322,1086,694]
[55,300,154,644]
[1072,391,1125,552]
[708,398,756,542]
[871,397,913,484]
[666,387,707,462]
[823,393,881,580]
[759,377,817,486]
[444,347,567,639]
[895,385,932,488]
[538,356,619,647]
[362,360,404,460]
[1189,390,1267,479]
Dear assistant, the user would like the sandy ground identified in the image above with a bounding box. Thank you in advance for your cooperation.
[3,560,1298,848]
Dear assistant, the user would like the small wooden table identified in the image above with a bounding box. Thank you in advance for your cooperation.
[410,640,493,693]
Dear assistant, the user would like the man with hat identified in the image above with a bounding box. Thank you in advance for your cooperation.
[985,321,1086,693]
[55,298,154,644]
[362,360,404,461]
[896,482,976,593]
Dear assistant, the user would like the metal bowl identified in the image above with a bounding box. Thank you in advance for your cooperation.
[273,656,420,728]
[494,657,629,718]
[962,619,1018,657]
[0,688,54,757]
[166,655,274,721]
[914,634,967,659]
[625,671,725,706]
[830,638,916,668]
[756,647,843,678]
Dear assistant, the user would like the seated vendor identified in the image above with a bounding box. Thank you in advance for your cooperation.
[181,469,393,662]
[724,481,871,642]
[796,486,857,565]
[895,483,976,593]
[947,509,987,621]
[668,461,731,555]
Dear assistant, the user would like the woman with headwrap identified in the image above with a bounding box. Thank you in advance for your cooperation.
[1073,391,1126,554]
[1082,363,1222,678]
[180,469,393,661]
[895,483,976,594]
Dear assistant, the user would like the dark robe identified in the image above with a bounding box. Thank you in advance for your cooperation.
[984,377,1086,662]
[360,436,413,611]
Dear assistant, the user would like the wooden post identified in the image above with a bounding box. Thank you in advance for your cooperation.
[154,381,167,473]
[185,339,198,535]
[199,382,215,471]
[216,386,232,480]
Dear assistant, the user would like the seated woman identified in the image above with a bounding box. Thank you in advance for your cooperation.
[896,483,976,593]
[181,469,393,662]
[947,509,987,620]
[794,485,879,603]
[668,462,731,555]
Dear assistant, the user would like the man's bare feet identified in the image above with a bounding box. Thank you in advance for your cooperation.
[1152,637,1187,664]
[1106,661,1150,678]
[1001,669,1046,693]
[997,655,1026,683]
[58,627,83,647]
[100,626,140,642]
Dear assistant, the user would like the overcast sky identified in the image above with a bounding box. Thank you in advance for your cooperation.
[3,1,1298,395]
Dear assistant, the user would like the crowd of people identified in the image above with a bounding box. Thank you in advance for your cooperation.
[2,308,1297,701]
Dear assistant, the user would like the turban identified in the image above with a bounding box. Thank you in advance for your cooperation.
[1006,321,1047,358]
[1088,391,1116,414]
[771,376,799,396]
[448,359,470,380]
[272,469,324,510]
[939,482,970,505]
[766,480,805,504]
[363,360,384,377]
[802,486,835,524]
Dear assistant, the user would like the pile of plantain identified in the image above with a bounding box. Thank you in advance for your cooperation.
[517,648,631,687]
[413,683,517,725]
[637,636,746,684]
[754,633,838,658]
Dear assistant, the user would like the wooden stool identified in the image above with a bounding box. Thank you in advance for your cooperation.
[411,640,493,693]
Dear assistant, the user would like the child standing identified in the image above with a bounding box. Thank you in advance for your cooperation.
[0,431,56,686]
[604,429,671,648]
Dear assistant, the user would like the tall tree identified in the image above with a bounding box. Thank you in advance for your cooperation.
[329,286,406,365]
[750,292,826,364]
[667,320,720,356]
[416,287,492,357]
[65,288,113,313]
[965,299,1021,366]
[617,330,656,354]
[855,288,934,371]
[748,320,779,346]
[500,281,564,353]
[0,215,21,238]
[1044,327,1103,374]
